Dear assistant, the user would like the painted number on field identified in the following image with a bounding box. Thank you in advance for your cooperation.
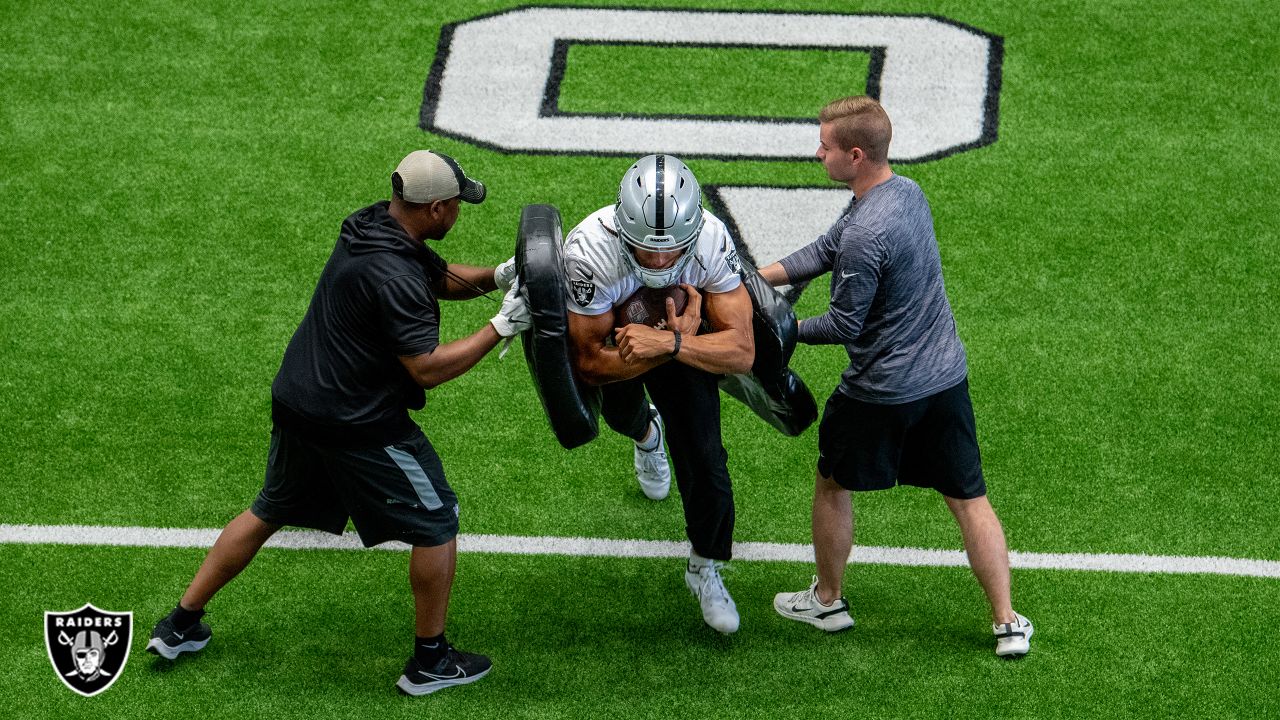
[422,7,1003,162]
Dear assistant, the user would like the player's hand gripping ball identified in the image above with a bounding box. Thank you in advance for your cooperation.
[616,286,688,329]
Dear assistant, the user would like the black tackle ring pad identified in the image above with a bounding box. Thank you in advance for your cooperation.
[517,204,601,449]
[720,258,817,436]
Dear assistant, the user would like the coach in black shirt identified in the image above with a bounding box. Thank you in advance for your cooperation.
[146,150,529,696]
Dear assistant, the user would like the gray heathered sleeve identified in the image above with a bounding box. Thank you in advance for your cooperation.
[777,215,844,283]
[796,223,884,345]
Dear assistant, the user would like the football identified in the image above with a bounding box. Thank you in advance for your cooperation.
[616,286,689,329]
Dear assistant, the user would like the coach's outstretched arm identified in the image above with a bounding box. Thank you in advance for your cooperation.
[400,284,529,389]
[757,262,791,288]
[435,263,499,299]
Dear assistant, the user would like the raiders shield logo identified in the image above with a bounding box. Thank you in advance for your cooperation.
[570,279,595,307]
[725,246,742,276]
[45,603,133,696]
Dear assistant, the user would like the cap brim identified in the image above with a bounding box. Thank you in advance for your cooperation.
[458,179,486,204]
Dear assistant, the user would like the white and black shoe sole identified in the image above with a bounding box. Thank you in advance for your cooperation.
[995,623,1034,658]
[145,636,210,660]
[396,667,490,696]
[773,598,855,632]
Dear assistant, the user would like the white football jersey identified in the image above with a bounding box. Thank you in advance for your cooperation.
[563,206,743,316]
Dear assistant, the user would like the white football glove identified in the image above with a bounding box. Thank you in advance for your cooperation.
[494,256,518,293]
[490,280,531,339]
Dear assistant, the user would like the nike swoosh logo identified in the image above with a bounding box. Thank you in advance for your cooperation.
[841,271,859,279]
[173,632,185,640]
[416,667,466,681]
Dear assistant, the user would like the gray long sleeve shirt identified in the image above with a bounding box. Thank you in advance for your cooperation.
[778,174,968,404]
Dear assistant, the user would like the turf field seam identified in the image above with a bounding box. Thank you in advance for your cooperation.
[2,523,1278,579]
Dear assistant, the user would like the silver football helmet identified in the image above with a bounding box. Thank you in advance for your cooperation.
[614,154,705,288]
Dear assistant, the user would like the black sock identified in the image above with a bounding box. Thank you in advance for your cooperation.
[168,604,204,630]
[415,634,448,666]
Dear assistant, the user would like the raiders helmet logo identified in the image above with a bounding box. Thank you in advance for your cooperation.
[45,604,133,696]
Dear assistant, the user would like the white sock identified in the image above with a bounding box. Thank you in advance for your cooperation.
[636,418,661,451]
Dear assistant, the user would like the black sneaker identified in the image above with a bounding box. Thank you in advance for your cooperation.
[145,615,212,660]
[396,647,491,696]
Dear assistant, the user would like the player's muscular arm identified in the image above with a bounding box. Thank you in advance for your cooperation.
[616,284,754,375]
[672,283,754,374]
[568,310,666,385]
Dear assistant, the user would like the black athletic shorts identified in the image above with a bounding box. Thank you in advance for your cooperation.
[250,425,460,547]
[817,377,986,499]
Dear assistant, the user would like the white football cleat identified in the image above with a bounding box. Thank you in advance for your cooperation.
[685,554,739,634]
[633,405,670,501]
[994,612,1034,657]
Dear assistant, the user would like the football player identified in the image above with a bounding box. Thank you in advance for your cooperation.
[562,154,755,634]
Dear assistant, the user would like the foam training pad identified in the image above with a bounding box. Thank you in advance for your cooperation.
[719,258,818,436]
[517,204,601,449]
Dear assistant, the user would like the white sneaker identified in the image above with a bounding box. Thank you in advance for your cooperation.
[773,577,854,632]
[994,612,1034,657]
[634,405,670,501]
[684,555,739,634]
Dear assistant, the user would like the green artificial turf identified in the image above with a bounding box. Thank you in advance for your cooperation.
[557,43,873,118]
[2,545,1278,719]
[3,0,1276,557]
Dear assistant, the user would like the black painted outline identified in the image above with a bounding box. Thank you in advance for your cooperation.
[539,39,885,124]
[703,184,855,305]
[421,5,1003,164]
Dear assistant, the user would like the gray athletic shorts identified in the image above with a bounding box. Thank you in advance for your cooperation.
[250,425,460,547]
[817,378,987,500]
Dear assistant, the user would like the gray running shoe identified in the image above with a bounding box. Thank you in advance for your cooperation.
[773,577,854,632]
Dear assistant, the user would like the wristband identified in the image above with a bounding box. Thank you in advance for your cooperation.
[670,330,682,358]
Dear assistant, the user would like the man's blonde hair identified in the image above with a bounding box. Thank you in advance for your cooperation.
[818,96,892,163]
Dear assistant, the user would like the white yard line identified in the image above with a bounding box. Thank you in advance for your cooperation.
[2,523,1277,579]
